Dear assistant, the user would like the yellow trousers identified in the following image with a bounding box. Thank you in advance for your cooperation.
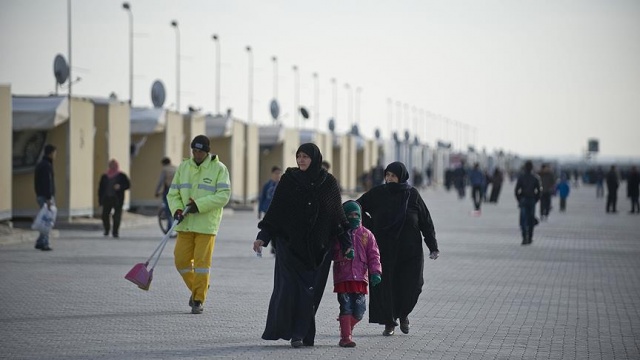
[174,232,216,303]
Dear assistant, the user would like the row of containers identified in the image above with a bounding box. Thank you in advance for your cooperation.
[1,84,519,221]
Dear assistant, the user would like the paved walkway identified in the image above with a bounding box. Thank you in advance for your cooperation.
[1,184,639,359]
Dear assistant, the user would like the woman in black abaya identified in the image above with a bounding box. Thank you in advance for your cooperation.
[357,161,440,336]
[252,143,351,348]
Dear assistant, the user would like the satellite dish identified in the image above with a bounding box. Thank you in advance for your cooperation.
[299,107,309,119]
[350,124,359,136]
[374,128,381,139]
[414,136,420,146]
[328,118,335,132]
[151,80,166,108]
[53,54,69,85]
[269,99,280,120]
[404,130,410,142]
[393,132,399,143]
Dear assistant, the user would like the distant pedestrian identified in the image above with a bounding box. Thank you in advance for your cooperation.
[167,135,231,314]
[98,159,130,238]
[538,164,556,220]
[453,162,467,199]
[332,200,382,347]
[33,144,57,251]
[468,163,485,215]
[155,157,176,233]
[258,166,282,220]
[515,161,541,245]
[595,167,605,198]
[606,165,619,213]
[488,167,504,203]
[556,175,570,212]
[626,166,639,214]
[356,161,439,337]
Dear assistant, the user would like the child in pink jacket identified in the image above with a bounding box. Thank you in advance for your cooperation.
[332,200,382,347]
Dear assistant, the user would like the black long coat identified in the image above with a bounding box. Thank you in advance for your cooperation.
[357,183,438,326]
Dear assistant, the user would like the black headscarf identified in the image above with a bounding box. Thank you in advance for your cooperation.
[384,161,410,183]
[291,143,326,188]
[382,161,412,233]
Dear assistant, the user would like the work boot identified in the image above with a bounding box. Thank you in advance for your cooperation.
[338,315,356,347]
[191,300,203,314]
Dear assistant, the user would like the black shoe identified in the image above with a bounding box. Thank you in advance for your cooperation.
[291,339,303,348]
[191,300,203,314]
[400,317,410,334]
[103,231,109,236]
[35,243,43,250]
[112,234,119,238]
[41,246,53,251]
[383,325,395,336]
[188,296,194,307]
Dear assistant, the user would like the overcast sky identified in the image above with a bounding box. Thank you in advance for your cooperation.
[1,0,639,158]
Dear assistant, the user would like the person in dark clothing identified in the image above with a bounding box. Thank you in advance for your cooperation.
[453,163,467,199]
[606,165,620,213]
[252,143,353,348]
[468,163,485,215]
[356,161,439,337]
[626,166,639,214]
[515,161,541,245]
[538,164,557,220]
[595,167,605,198]
[155,157,176,232]
[33,144,57,251]
[488,167,504,203]
[258,165,282,220]
[98,159,131,238]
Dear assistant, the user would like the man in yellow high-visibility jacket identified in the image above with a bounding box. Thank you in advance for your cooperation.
[167,135,231,314]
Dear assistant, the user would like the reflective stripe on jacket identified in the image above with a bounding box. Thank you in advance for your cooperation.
[167,154,231,235]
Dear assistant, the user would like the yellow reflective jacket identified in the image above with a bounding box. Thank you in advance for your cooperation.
[167,154,231,235]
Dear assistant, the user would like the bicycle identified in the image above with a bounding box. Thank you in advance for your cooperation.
[157,203,170,234]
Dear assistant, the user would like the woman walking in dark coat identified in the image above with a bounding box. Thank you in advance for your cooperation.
[98,159,130,237]
[627,166,640,214]
[356,161,439,336]
[252,143,352,348]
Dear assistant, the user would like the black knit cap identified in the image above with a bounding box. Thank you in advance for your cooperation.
[190,135,210,153]
[384,161,409,183]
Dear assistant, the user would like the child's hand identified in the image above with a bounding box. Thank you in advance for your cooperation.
[429,251,439,260]
[370,274,382,287]
[344,248,354,260]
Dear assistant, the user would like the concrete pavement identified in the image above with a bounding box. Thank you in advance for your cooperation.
[1,184,639,359]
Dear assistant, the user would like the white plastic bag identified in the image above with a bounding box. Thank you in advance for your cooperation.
[31,204,57,234]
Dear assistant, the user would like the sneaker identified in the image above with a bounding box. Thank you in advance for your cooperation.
[383,325,395,336]
[400,317,410,334]
[41,246,53,251]
[191,300,203,314]
[291,339,303,348]
[188,296,194,307]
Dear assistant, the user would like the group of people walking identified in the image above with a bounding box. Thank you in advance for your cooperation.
[252,143,440,348]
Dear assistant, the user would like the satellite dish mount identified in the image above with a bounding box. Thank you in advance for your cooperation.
[53,54,69,95]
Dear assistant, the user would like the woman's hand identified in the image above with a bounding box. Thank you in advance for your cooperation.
[253,240,265,254]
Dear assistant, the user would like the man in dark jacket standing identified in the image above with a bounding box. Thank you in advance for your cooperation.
[606,165,620,213]
[34,144,57,251]
[515,161,541,245]
[626,166,639,214]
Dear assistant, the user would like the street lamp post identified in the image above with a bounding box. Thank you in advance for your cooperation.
[331,78,337,124]
[293,65,299,128]
[122,2,133,105]
[313,72,319,131]
[246,46,253,123]
[212,34,220,114]
[170,20,180,112]
[355,86,362,132]
[271,56,278,100]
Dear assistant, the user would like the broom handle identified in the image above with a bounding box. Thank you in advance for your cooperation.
[147,205,190,268]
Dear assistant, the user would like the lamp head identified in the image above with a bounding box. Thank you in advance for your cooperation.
[122,2,130,10]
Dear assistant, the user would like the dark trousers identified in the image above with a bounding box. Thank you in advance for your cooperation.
[606,192,617,213]
[519,198,537,241]
[540,193,552,217]
[102,196,123,235]
[471,185,482,211]
[630,196,639,213]
[559,197,567,212]
[489,184,502,203]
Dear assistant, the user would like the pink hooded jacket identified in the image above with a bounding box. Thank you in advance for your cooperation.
[332,226,382,285]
